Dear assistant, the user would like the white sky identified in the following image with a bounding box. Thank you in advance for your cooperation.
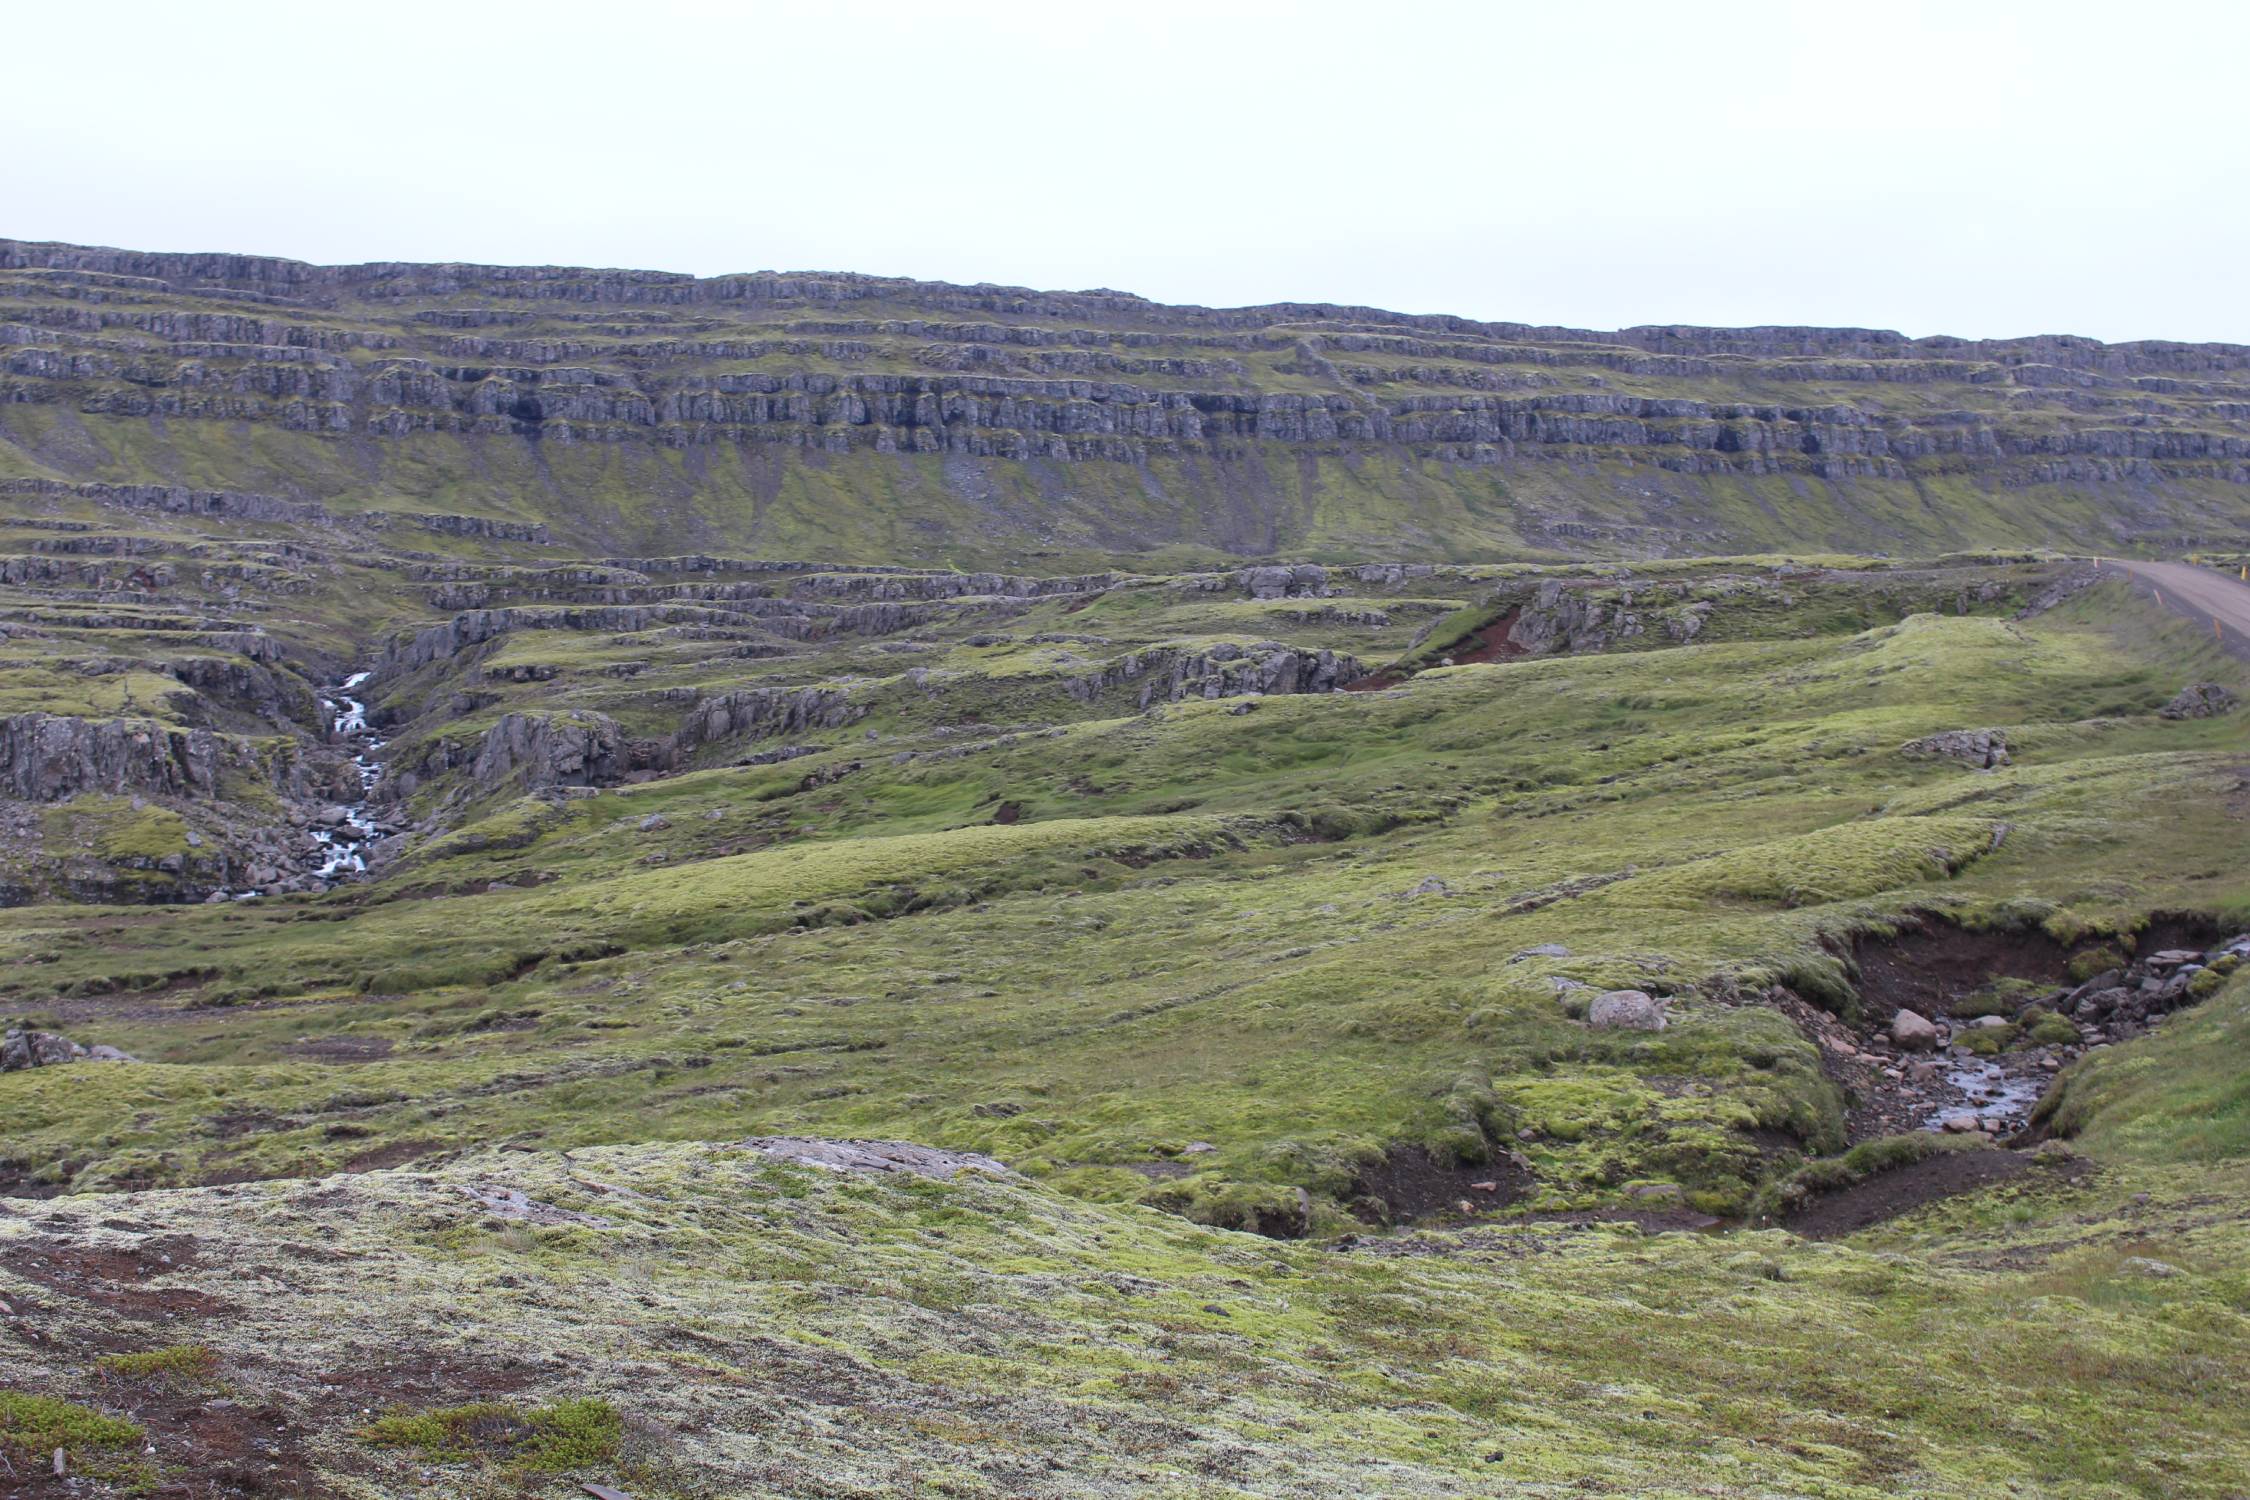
[6,0,2244,343]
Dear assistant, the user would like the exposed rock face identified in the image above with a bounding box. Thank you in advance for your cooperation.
[470,712,628,791]
[1236,564,1329,600]
[1495,580,1715,656]
[1587,990,1667,1031]
[2160,682,2239,719]
[1065,642,1363,707]
[1900,729,2011,768]
[668,685,865,761]
[2063,933,2250,1036]
[787,571,1115,602]
[0,712,299,800]
[8,239,2250,561]
[0,479,551,545]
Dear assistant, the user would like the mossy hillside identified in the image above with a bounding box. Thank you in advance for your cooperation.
[401,583,2236,882]
[2037,970,2250,1161]
[5,1142,2249,1497]
[4,593,2243,1218]
[369,560,2079,818]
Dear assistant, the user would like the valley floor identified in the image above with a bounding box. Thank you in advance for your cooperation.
[3,505,2249,1496]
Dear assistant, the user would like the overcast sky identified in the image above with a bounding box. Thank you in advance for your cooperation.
[7,0,2243,343]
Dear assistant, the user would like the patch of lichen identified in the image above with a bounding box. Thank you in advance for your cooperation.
[5,1143,2249,1495]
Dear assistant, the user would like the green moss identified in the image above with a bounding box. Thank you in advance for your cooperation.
[1960,1024,2016,1055]
[95,1343,217,1385]
[2068,946,2127,982]
[0,1391,149,1488]
[1949,976,2044,1019]
[360,1396,622,1472]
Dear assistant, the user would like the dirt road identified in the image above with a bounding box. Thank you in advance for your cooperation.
[2103,559,2250,647]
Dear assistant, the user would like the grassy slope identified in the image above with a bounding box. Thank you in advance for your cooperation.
[6,586,2246,1231]
[9,408,2250,568]
[5,503,2250,1495]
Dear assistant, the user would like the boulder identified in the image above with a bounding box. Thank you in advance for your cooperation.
[1587,990,1667,1031]
[2159,683,2238,720]
[2,1027,94,1072]
[2073,986,2130,1018]
[1891,1009,1942,1050]
[1235,563,1327,600]
[1900,729,2010,769]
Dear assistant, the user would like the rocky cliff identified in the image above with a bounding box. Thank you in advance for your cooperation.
[5,238,2250,561]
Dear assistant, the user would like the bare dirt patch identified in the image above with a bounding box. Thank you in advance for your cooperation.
[0,1235,227,1321]
[1349,1145,1532,1227]
[1851,919,2074,1019]
[339,1139,446,1174]
[1784,1149,2093,1239]
[1444,608,1527,666]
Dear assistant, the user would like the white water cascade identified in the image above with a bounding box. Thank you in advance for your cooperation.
[308,669,386,883]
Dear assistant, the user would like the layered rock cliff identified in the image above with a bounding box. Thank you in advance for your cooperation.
[5,238,2250,561]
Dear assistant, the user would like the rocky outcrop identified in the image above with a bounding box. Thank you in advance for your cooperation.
[1900,729,2011,769]
[2160,682,2239,719]
[1587,990,1668,1031]
[381,606,747,675]
[1235,564,1329,600]
[402,512,551,545]
[2,1026,136,1071]
[787,571,1116,602]
[468,712,629,791]
[2056,936,2249,1039]
[0,713,301,800]
[1064,642,1364,708]
[668,685,865,760]
[0,480,554,548]
[9,239,2250,547]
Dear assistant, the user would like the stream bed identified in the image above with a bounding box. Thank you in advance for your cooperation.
[307,670,386,883]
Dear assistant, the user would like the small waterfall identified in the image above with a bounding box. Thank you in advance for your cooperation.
[308,669,386,882]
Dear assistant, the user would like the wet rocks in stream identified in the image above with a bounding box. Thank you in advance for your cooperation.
[1783,924,2247,1143]
[304,671,389,886]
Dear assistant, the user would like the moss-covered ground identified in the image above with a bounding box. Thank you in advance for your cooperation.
[3,503,2250,1494]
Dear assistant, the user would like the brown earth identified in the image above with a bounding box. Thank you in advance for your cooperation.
[1783,1149,2096,1240]
[1349,1145,1533,1226]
